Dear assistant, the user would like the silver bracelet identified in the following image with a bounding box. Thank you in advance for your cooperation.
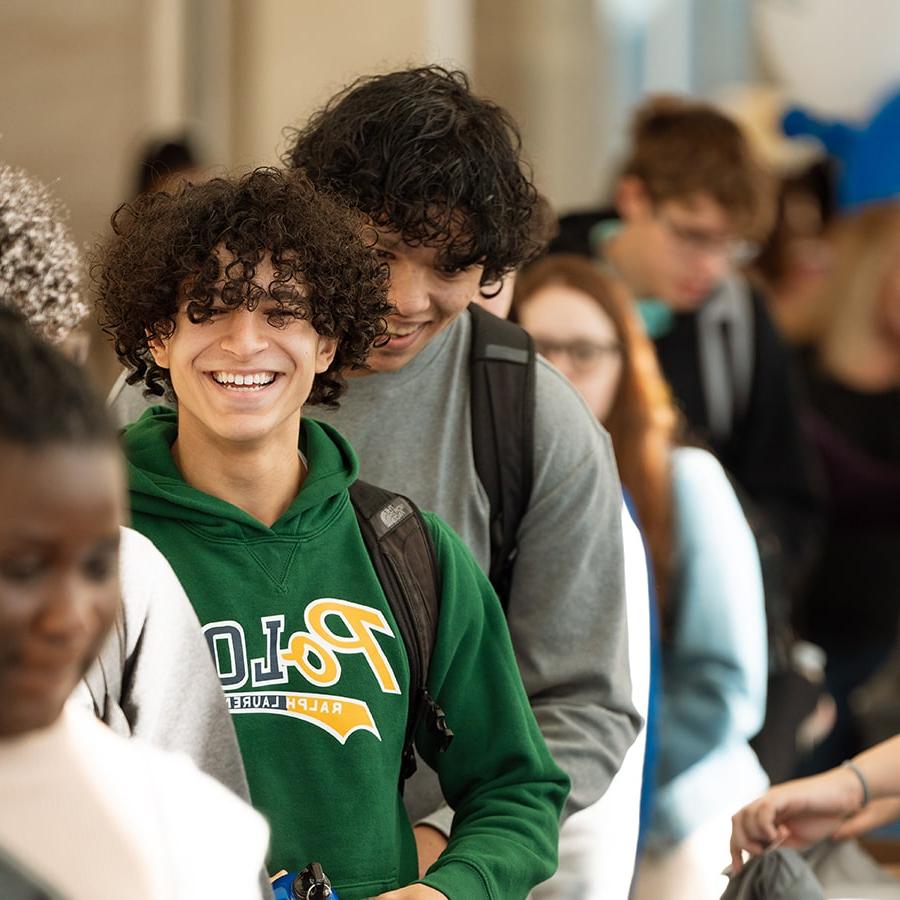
[842,759,870,808]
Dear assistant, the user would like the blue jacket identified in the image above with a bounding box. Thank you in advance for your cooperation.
[649,448,769,847]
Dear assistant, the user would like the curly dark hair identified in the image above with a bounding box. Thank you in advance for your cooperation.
[284,66,544,286]
[95,167,391,407]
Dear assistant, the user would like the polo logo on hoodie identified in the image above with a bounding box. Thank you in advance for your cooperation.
[203,599,400,744]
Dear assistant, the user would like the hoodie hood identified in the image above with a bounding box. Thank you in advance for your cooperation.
[123,406,359,539]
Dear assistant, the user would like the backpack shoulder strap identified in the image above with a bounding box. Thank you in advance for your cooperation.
[467,302,537,611]
[696,276,755,442]
[348,480,453,789]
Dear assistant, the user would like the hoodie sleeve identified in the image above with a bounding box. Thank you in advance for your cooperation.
[414,514,569,900]
[116,527,253,802]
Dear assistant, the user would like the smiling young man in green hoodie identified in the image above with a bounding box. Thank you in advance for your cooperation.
[95,168,568,900]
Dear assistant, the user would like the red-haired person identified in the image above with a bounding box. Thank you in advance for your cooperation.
[513,254,768,900]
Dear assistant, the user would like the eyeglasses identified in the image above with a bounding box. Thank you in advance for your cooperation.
[533,338,622,373]
[656,210,758,265]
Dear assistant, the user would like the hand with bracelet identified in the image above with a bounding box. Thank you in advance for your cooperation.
[730,735,900,873]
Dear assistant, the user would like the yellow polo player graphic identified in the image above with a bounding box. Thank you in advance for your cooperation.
[205,598,401,744]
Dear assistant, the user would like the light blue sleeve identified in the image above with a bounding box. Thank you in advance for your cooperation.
[650,448,768,846]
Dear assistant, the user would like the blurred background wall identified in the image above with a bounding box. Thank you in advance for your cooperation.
[1,0,453,385]
[3,0,897,385]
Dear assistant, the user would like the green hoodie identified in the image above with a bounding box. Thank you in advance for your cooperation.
[123,408,568,900]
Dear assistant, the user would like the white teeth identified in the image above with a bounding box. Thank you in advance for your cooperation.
[212,371,276,388]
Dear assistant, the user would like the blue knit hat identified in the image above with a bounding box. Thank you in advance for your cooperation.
[783,87,900,210]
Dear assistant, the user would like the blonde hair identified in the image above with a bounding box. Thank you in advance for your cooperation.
[810,204,900,357]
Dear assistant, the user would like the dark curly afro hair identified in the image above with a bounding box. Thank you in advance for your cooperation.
[284,66,544,287]
[95,167,391,407]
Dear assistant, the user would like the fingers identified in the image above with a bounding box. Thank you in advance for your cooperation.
[743,801,781,845]
[729,835,745,875]
[730,817,768,866]
[730,800,786,873]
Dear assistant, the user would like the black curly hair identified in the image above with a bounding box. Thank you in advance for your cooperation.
[284,66,544,287]
[95,167,391,407]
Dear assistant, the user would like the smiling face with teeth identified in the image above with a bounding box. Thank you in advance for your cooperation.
[148,255,337,451]
[364,230,485,374]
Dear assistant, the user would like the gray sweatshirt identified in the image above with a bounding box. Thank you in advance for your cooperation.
[312,310,640,826]
[72,527,251,801]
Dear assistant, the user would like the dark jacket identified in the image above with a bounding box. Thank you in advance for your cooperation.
[550,208,823,585]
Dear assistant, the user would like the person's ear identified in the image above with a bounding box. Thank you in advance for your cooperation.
[314,335,338,373]
[147,329,171,370]
[616,176,653,222]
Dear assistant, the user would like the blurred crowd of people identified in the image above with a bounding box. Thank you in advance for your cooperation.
[0,61,898,900]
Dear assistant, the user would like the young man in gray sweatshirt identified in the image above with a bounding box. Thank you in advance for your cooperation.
[284,66,642,886]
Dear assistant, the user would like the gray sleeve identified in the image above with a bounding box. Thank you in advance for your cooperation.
[106,369,168,428]
[117,528,252,801]
[508,360,641,818]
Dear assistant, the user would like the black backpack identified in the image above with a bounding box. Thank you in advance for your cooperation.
[348,478,452,788]
[348,304,537,787]
[467,303,537,610]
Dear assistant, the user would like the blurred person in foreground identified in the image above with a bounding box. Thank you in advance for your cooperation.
[512,254,768,900]
[0,162,252,799]
[0,307,269,900]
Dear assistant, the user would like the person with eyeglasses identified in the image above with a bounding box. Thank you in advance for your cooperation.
[512,254,769,900]
[550,94,825,784]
